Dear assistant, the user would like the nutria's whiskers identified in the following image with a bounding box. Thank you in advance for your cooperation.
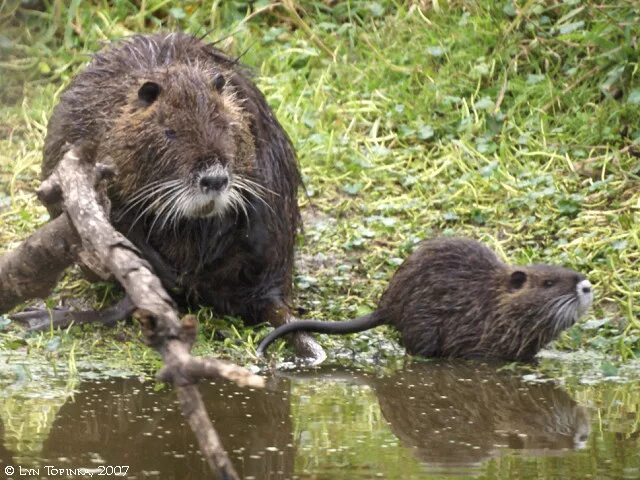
[116,179,182,222]
[159,186,191,233]
[514,293,576,359]
[146,185,189,239]
[233,176,275,215]
[228,187,249,220]
[556,295,579,330]
[126,182,183,236]
[235,176,279,197]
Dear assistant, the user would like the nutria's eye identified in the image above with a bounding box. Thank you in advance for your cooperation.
[509,270,527,290]
[213,73,226,92]
[165,129,177,140]
[543,279,555,288]
[138,81,161,105]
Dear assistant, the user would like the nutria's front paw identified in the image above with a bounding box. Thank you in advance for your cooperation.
[292,333,326,365]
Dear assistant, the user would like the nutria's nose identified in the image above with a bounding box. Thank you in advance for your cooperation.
[577,279,592,295]
[200,174,229,193]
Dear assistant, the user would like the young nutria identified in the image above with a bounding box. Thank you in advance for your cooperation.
[36,32,324,361]
[258,238,593,361]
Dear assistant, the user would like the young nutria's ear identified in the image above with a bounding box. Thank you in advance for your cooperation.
[509,270,527,290]
[212,73,226,92]
[138,81,161,105]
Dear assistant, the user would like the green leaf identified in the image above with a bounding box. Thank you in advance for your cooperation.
[527,74,545,85]
[416,124,434,140]
[474,96,495,111]
[46,337,61,352]
[343,183,363,196]
[558,21,585,35]
[581,319,607,331]
[502,2,517,17]
[368,2,385,17]
[426,46,445,57]
[601,361,618,377]
[557,197,582,217]
[442,211,459,222]
[627,89,640,105]
[169,7,186,19]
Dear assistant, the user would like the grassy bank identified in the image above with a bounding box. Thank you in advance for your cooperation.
[0,0,638,368]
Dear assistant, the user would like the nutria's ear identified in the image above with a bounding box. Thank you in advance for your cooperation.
[138,81,161,105]
[213,73,226,92]
[509,270,527,290]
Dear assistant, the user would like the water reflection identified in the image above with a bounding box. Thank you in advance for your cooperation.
[0,419,14,466]
[1,359,638,480]
[285,361,590,477]
[1,377,294,479]
[370,362,590,471]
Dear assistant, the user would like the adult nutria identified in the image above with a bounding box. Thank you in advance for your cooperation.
[33,32,324,361]
[258,238,593,361]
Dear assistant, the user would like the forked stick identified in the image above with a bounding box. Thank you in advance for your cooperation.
[0,145,264,479]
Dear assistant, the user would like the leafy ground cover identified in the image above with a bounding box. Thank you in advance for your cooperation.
[0,1,638,371]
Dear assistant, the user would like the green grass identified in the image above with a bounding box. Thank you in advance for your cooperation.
[0,0,639,368]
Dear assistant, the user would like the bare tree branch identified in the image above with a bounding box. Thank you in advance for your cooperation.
[0,215,78,312]
[0,145,266,479]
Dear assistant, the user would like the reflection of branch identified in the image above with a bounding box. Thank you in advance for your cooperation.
[0,145,265,479]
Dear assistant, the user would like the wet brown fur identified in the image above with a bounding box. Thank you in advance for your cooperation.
[258,238,591,361]
[42,33,304,328]
[380,238,589,361]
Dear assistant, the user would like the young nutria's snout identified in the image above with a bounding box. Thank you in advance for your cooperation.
[576,279,593,317]
[505,265,594,338]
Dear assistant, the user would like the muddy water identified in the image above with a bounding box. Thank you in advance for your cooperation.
[0,360,639,480]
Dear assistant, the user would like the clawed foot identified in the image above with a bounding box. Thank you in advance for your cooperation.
[10,296,135,332]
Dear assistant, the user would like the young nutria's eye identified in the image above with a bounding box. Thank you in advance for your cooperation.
[543,279,555,288]
[509,270,527,290]
[165,129,177,140]
[213,73,226,92]
[138,81,161,105]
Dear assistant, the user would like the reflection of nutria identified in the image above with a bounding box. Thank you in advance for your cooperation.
[371,362,590,468]
[259,238,593,361]
[37,32,323,360]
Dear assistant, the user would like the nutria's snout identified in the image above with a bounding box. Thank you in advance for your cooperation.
[199,173,229,193]
[186,165,233,218]
[552,275,593,331]
[576,279,593,316]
